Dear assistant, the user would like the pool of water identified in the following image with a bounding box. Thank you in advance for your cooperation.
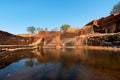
[0,49,120,80]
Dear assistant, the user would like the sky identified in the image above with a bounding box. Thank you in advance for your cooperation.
[0,0,120,34]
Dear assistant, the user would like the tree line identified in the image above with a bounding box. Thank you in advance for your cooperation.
[27,24,70,34]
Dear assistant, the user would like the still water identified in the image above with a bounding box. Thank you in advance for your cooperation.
[0,49,120,80]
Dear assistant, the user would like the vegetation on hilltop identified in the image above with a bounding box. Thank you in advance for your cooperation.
[27,26,36,34]
[60,24,71,31]
[110,1,120,14]
[27,24,71,34]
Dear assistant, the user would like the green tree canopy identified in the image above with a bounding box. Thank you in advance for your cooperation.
[60,24,70,31]
[27,26,36,33]
[110,1,120,14]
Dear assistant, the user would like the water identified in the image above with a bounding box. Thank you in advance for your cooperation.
[0,49,120,80]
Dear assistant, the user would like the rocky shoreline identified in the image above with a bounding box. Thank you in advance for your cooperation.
[0,45,120,53]
[0,45,35,53]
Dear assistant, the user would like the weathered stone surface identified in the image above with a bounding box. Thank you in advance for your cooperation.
[85,13,120,33]
[81,25,94,35]
[0,30,35,45]
[60,28,81,40]
[83,33,120,46]
[38,31,61,44]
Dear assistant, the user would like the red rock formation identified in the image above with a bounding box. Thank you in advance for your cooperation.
[60,28,81,40]
[0,30,35,45]
[38,31,61,44]
[85,13,120,33]
[18,34,38,38]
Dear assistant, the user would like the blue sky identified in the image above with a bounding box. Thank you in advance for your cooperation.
[0,0,119,34]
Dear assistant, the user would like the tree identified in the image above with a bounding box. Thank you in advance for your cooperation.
[37,27,45,33]
[110,1,120,14]
[27,26,36,34]
[45,28,48,31]
[60,24,70,31]
[52,27,59,31]
[36,27,48,33]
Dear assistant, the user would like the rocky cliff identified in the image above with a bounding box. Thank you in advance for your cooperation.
[48,14,120,47]
[50,32,120,47]
[86,33,120,46]
[0,30,35,45]
[85,13,120,33]
[38,31,61,44]
[1,13,120,48]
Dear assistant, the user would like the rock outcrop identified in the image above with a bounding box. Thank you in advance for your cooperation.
[86,33,120,46]
[85,13,120,34]
[38,31,61,44]
[0,30,35,45]
[48,13,120,47]
[1,13,120,48]
[18,34,38,38]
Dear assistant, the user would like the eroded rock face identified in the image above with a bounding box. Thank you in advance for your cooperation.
[0,30,35,45]
[83,33,120,46]
[38,31,61,44]
[85,13,120,34]
[60,28,81,40]
[81,25,94,35]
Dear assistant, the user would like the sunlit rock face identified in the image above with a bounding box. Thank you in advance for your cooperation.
[38,31,61,44]
[85,13,120,34]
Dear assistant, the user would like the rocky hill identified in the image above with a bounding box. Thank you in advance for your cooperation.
[0,30,35,45]
[1,13,120,48]
[47,13,120,47]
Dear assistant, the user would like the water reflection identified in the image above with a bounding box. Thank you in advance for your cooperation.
[0,49,36,69]
[0,49,120,80]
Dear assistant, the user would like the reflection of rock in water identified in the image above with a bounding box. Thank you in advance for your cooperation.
[32,49,88,68]
[59,49,87,68]
[0,49,120,80]
[25,59,34,67]
[32,49,44,63]
[0,49,36,69]
[33,49,120,71]
[32,49,61,63]
[85,50,120,70]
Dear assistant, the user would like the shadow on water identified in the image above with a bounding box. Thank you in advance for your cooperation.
[0,48,120,80]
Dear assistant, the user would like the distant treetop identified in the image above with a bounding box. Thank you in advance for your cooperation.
[60,24,71,31]
[27,26,36,34]
[110,1,120,14]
